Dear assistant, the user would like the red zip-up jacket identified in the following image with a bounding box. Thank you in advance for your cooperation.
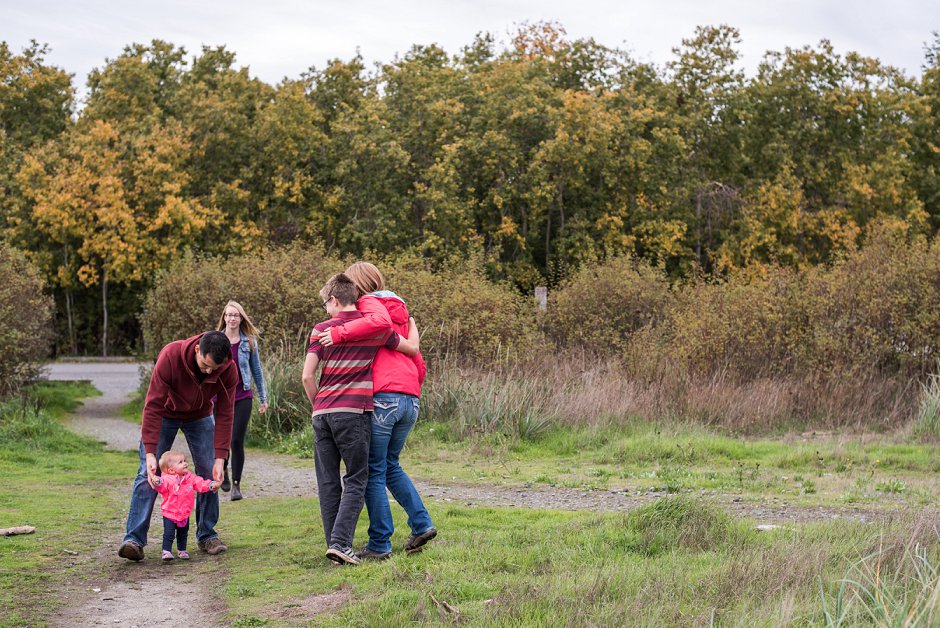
[328,291,427,396]
[142,334,238,459]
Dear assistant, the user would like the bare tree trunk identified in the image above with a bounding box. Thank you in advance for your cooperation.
[65,288,76,355]
[63,246,77,355]
[544,210,552,270]
[101,275,108,357]
[695,186,703,264]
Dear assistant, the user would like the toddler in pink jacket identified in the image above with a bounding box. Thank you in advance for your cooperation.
[153,450,220,560]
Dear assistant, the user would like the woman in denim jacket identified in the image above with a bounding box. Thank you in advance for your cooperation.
[217,300,269,501]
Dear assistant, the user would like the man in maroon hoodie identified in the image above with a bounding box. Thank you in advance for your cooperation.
[118,331,238,561]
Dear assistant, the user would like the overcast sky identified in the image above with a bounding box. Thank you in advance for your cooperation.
[4,0,938,102]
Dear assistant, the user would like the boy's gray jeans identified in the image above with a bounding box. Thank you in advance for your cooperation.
[312,411,372,548]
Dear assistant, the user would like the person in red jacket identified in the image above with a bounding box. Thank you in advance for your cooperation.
[118,331,237,562]
[318,261,436,560]
[153,450,221,561]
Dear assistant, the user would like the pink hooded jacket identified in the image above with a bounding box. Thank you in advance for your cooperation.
[154,471,215,524]
[328,291,427,396]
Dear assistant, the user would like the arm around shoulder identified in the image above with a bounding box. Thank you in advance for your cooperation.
[328,295,392,344]
[391,316,420,356]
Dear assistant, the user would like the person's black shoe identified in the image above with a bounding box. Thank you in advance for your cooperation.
[118,540,144,561]
[220,469,231,492]
[404,527,437,554]
[231,481,242,501]
[326,544,361,565]
[357,547,392,561]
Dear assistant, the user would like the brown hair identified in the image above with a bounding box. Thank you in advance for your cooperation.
[158,450,186,473]
[345,261,385,296]
[320,273,359,306]
[216,300,260,351]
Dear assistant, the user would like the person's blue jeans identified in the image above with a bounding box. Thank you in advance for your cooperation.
[123,415,219,548]
[364,393,434,553]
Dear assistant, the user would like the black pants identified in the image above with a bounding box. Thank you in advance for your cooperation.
[312,411,371,548]
[162,516,189,552]
[226,398,253,482]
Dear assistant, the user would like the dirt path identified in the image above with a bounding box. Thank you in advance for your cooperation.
[40,361,914,626]
[44,361,228,628]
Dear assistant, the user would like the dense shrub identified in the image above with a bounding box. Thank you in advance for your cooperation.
[628,227,940,384]
[799,227,940,376]
[374,253,542,362]
[0,245,54,396]
[664,266,806,379]
[143,247,541,364]
[139,232,940,434]
[544,257,673,354]
[141,243,341,357]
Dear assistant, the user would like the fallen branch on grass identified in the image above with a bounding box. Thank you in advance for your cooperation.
[0,526,35,536]
[428,591,460,620]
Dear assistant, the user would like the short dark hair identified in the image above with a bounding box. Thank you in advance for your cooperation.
[320,273,359,307]
[200,330,231,364]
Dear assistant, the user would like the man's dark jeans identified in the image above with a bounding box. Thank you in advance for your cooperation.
[312,411,371,548]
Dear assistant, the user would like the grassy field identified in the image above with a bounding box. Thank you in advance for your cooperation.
[214,492,939,626]
[403,420,940,508]
[0,382,131,626]
[250,417,940,513]
[3,383,940,626]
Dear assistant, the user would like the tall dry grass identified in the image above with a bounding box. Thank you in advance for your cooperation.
[821,516,940,626]
[420,352,919,435]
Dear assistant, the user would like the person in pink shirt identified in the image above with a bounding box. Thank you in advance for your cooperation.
[153,450,221,561]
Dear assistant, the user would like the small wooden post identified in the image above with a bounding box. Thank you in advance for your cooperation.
[534,286,547,311]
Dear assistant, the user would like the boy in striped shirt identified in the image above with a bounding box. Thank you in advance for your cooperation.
[302,273,416,565]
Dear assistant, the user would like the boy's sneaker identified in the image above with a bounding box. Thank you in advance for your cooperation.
[404,527,437,554]
[161,550,174,561]
[197,537,228,555]
[118,540,144,561]
[357,547,392,561]
[326,544,361,565]
[178,550,190,560]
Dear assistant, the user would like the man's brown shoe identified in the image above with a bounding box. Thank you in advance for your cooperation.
[118,540,144,561]
[404,527,437,555]
[198,537,228,555]
[357,547,392,561]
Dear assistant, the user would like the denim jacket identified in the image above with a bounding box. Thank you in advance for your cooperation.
[237,332,268,404]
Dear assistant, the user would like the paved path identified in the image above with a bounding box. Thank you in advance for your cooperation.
[44,361,149,452]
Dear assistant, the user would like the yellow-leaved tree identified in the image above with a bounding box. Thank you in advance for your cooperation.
[19,119,220,355]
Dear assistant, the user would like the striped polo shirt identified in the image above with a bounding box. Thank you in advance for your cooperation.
[307,310,398,417]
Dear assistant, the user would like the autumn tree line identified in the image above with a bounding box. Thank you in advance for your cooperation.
[2,24,940,357]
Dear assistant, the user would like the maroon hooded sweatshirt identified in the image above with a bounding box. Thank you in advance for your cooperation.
[141,333,238,459]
